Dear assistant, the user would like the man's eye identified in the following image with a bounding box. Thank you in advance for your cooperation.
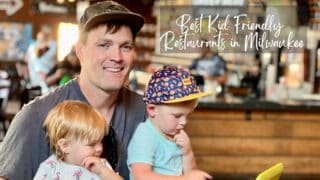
[122,45,133,52]
[98,43,110,48]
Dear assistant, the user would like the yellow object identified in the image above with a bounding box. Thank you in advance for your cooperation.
[256,163,284,180]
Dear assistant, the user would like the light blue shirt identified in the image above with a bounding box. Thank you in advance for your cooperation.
[196,55,226,76]
[127,119,183,179]
[26,40,56,93]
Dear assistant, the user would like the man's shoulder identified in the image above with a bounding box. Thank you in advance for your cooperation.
[122,87,145,106]
[212,54,225,62]
[118,88,146,126]
[123,87,142,98]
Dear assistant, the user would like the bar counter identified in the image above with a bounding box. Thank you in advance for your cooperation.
[198,97,320,111]
[186,97,320,179]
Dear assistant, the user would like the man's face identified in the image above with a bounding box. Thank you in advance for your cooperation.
[77,25,135,92]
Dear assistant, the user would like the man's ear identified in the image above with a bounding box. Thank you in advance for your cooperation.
[133,50,137,60]
[146,104,156,118]
[57,138,70,154]
[75,41,83,63]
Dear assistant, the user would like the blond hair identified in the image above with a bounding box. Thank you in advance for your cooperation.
[43,100,107,160]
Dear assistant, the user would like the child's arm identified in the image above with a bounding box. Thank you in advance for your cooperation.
[131,163,211,180]
[82,156,122,180]
[174,130,196,172]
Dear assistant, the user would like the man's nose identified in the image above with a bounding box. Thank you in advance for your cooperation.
[109,47,122,62]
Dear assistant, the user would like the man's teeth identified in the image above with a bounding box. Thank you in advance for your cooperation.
[104,67,122,72]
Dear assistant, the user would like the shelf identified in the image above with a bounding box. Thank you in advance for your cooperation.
[137,32,155,37]
[308,0,320,29]
[136,47,155,52]
[135,23,156,67]
[310,7,320,11]
[133,60,151,69]
[309,18,320,23]
[308,0,320,3]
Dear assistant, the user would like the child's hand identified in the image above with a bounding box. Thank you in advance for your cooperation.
[183,169,212,180]
[82,157,122,180]
[82,156,107,175]
[174,130,192,155]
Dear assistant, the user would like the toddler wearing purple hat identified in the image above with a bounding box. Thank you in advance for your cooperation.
[127,66,212,180]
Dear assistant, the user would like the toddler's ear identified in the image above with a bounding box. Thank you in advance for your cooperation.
[57,138,70,153]
[146,104,156,118]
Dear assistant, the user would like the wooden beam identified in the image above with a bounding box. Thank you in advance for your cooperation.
[196,156,320,174]
[191,137,320,156]
[185,120,320,138]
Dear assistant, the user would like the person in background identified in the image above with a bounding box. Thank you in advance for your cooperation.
[0,1,146,180]
[189,40,227,95]
[25,25,57,94]
[127,66,212,180]
[45,46,81,87]
[34,100,122,180]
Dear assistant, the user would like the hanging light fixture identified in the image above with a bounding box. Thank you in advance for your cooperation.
[57,0,64,4]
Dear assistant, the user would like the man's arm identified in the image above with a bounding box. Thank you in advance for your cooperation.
[189,59,198,70]
[45,68,66,86]
[35,41,57,73]
[204,73,227,84]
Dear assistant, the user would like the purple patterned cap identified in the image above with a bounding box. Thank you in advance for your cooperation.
[143,66,211,104]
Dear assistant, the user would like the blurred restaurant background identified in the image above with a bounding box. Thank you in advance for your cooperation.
[1,0,320,179]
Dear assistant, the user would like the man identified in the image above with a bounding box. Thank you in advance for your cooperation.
[189,41,227,95]
[0,1,147,180]
[25,26,57,94]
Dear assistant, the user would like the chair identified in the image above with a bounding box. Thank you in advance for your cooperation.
[0,77,11,140]
[20,86,41,107]
[256,163,284,180]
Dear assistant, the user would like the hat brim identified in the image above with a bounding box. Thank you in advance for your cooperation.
[163,92,212,104]
[84,12,144,33]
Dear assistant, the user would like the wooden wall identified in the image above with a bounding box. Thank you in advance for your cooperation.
[186,109,320,178]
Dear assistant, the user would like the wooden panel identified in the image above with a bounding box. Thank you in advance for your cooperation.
[191,137,320,156]
[190,110,245,120]
[196,156,320,174]
[186,120,275,137]
[185,120,320,138]
[191,109,320,121]
[188,109,320,177]
[265,112,320,121]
